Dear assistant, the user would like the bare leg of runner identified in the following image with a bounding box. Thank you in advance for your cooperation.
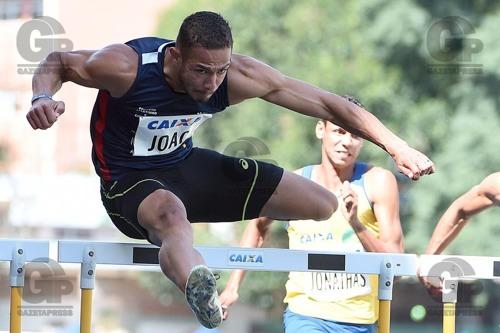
[260,170,338,220]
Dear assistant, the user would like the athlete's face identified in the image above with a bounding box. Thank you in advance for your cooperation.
[316,121,363,167]
[178,46,231,102]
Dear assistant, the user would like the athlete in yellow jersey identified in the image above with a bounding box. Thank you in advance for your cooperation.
[220,96,404,332]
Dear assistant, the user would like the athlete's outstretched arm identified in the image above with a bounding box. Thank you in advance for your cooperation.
[219,216,273,319]
[228,55,434,180]
[425,172,500,255]
[27,44,137,130]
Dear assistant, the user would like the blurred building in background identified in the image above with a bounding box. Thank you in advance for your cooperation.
[0,1,261,332]
[0,0,176,234]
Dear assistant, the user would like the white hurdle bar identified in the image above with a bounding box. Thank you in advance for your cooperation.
[58,240,418,273]
[55,241,500,333]
[419,254,500,280]
[0,239,50,333]
[58,240,417,333]
[419,254,500,333]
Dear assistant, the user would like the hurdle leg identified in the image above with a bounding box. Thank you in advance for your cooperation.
[378,300,391,333]
[9,247,26,333]
[378,259,395,333]
[10,286,23,333]
[80,289,93,333]
[443,303,456,333]
[442,279,458,333]
[80,248,96,333]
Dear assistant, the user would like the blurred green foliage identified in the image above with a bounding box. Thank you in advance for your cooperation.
[141,0,500,315]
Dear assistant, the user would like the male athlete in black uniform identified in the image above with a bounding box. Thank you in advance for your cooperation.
[27,11,434,328]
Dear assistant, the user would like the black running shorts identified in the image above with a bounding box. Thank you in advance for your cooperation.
[100,147,284,240]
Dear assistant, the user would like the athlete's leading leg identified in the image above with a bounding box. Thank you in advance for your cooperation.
[260,170,338,220]
[137,189,222,328]
[137,189,201,287]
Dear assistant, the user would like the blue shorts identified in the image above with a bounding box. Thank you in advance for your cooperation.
[283,308,375,333]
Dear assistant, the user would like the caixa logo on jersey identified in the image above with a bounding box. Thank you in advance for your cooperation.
[227,251,264,266]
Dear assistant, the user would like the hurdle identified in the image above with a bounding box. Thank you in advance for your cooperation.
[441,278,458,333]
[419,254,500,333]
[0,239,50,333]
[3,242,497,333]
[58,240,418,333]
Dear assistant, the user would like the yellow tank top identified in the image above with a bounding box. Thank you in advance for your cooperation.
[284,163,380,324]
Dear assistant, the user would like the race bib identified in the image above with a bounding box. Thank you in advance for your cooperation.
[303,243,371,301]
[305,271,372,302]
[133,114,212,156]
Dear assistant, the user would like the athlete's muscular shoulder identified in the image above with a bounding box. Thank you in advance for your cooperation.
[227,54,285,105]
[364,166,399,200]
[364,166,394,180]
[61,43,137,97]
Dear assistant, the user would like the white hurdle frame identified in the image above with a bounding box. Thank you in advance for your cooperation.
[0,239,494,333]
[419,254,500,280]
[419,254,500,333]
[58,240,418,273]
[58,240,420,333]
[0,239,50,333]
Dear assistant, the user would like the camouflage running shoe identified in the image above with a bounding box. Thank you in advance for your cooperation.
[185,265,223,328]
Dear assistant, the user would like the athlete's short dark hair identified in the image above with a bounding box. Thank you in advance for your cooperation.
[177,11,233,55]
